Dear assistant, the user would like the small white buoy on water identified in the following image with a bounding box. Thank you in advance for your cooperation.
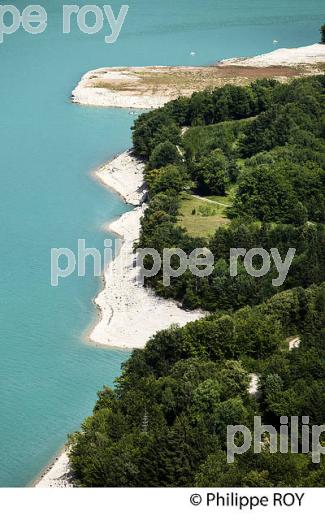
[190,51,196,56]
[273,39,279,44]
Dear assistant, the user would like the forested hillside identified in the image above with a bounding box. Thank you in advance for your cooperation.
[69,76,325,486]
[134,76,325,309]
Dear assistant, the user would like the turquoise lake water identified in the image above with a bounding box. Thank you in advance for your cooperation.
[0,0,324,487]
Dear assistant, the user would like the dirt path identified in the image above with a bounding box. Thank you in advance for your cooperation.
[288,336,301,350]
[192,194,230,207]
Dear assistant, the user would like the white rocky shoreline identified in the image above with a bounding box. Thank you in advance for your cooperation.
[33,450,73,488]
[72,67,172,109]
[219,42,325,67]
[89,150,205,349]
[72,44,325,110]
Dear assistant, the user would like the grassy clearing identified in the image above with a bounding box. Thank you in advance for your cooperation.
[178,193,230,238]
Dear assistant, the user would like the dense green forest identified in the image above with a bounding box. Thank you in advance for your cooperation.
[134,76,325,310]
[70,75,325,486]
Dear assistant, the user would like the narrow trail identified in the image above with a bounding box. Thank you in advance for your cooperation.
[192,194,230,207]
[289,336,301,350]
[248,337,301,399]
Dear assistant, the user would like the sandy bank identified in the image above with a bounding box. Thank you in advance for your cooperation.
[72,66,176,109]
[72,44,325,110]
[34,450,73,488]
[95,150,146,205]
[219,43,325,68]
[72,61,302,110]
[90,150,206,349]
